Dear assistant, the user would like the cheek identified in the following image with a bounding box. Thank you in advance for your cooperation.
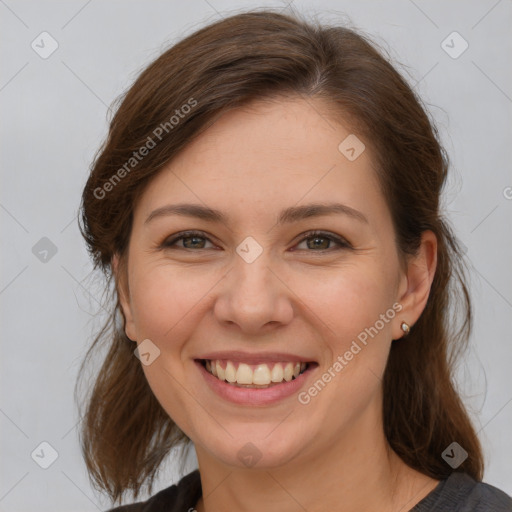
[127,265,208,433]
[299,264,394,335]
[298,264,396,392]
[129,263,219,345]
[289,266,395,428]
[129,265,177,337]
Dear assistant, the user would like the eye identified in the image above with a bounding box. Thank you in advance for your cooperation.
[161,230,216,250]
[293,230,352,252]
[160,230,352,252]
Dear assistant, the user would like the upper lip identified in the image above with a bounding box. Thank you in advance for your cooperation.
[195,351,317,364]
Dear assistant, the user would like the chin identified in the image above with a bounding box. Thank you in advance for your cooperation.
[198,427,309,470]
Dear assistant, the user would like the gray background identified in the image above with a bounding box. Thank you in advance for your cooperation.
[1,0,511,510]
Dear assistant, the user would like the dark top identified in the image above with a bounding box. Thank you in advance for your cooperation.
[106,469,512,511]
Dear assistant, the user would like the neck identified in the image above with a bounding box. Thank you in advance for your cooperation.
[194,402,439,512]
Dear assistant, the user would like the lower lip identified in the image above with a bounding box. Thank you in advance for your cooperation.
[195,360,317,406]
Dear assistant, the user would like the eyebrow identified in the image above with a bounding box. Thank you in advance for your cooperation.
[145,202,368,226]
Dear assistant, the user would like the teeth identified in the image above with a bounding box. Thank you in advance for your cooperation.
[253,364,271,385]
[216,360,225,381]
[204,360,308,386]
[283,362,293,382]
[225,361,237,383]
[236,363,253,384]
[271,363,284,382]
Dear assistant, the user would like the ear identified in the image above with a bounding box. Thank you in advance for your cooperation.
[394,230,437,339]
[112,254,137,342]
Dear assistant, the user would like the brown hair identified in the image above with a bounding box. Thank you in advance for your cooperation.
[77,8,483,505]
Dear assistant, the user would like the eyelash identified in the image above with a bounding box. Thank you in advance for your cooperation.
[160,230,352,252]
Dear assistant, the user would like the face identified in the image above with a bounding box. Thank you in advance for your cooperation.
[118,96,418,470]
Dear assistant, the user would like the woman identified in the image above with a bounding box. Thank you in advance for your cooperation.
[77,9,512,512]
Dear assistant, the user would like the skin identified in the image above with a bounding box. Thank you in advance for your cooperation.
[115,96,439,511]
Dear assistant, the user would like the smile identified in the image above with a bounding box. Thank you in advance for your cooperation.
[200,359,309,388]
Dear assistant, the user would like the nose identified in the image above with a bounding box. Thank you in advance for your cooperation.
[213,251,294,335]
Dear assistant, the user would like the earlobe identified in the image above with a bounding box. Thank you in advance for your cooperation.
[395,230,437,339]
[112,254,137,342]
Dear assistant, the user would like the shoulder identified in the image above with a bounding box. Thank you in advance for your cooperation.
[412,472,512,512]
[104,469,202,512]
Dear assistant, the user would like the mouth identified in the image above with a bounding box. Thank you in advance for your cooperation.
[196,359,313,388]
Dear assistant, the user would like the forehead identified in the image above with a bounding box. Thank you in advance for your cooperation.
[135,97,388,229]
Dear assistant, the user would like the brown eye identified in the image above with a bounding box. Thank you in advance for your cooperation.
[162,231,214,250]
[294,231,352,252]
[160,230,351,252]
